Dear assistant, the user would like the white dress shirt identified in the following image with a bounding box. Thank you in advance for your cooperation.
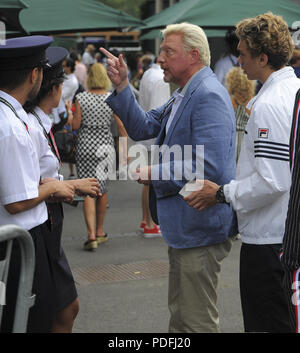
[0,91,47,230]
[28,107,61,180]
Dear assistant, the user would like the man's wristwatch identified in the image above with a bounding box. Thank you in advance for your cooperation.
[216,185,228,204]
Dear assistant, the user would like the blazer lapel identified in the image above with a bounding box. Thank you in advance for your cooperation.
[162,95,191,146]
[162,67,212,146]
[154,97,175,146]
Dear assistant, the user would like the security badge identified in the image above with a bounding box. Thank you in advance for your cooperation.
[258,128,269,139]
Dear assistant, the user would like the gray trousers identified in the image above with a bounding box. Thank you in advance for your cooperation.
[168,238,232,333]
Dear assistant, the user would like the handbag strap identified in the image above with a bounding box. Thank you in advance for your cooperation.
[0,96,29,133]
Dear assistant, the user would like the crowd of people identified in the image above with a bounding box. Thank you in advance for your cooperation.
[0,11,300,334]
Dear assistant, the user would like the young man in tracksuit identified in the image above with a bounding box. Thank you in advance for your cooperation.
[184,12,300,332]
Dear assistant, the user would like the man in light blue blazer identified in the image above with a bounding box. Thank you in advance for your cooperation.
[101,22,237,333]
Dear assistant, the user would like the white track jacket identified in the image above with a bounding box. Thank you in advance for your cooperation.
[224,67,300,244]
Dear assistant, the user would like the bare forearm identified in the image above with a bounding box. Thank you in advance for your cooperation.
[65,178,100,197]
[117,123,128,137]
[4,182,62,214]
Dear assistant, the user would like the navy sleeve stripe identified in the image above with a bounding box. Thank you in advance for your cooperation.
[254,154,289,162]
[254,145,289,153]
[254,149,289,157]
[254,140,289,148]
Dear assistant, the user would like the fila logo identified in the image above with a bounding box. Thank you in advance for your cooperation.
[258,128,269,139]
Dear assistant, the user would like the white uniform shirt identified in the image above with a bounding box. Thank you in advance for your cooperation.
[27,107,61,180]
[0,91,47,230]
[138,63,170,149]
[224,67,300,244]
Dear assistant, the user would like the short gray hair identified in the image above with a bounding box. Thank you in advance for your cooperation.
[161,22,211,66]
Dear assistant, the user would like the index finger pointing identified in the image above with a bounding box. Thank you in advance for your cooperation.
[100,47,116,60]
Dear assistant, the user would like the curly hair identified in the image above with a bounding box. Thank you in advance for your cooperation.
[225,67,256,106]
[236,12,293,70]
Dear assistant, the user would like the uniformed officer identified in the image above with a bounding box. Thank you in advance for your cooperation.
[0,36,76,333]
[24,46,100,332]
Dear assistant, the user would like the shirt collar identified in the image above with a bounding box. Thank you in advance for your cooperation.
[247,66,296,109]
[0,89,30,124]
[0,90,23,111]
[34,106,52,133]
[179,67,206,97]
[229,54,238,65]
[173,89,183,100]
[151,63,161,70]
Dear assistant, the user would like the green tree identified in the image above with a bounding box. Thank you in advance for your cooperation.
[98,0,147,18]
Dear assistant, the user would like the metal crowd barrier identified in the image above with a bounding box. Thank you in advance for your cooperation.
[0,224,35,333]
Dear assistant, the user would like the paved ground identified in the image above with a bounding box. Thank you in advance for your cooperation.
[60,164,244,333]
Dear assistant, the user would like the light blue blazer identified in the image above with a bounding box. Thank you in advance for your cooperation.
[106,67,237,248]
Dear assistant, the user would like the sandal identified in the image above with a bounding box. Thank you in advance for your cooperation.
[96,233,108,244]
[83,239,98,251]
